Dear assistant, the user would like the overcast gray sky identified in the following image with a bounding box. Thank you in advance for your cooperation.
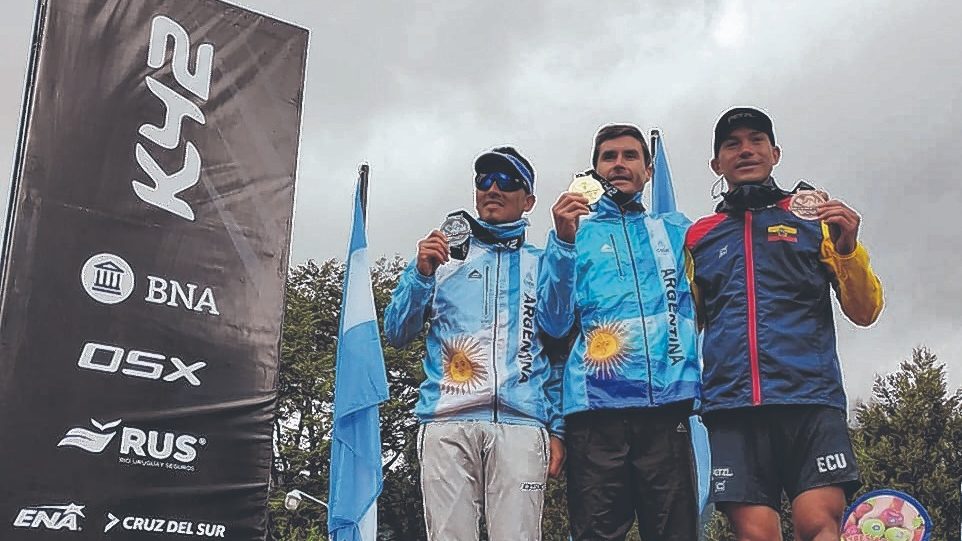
[0,0,959,405]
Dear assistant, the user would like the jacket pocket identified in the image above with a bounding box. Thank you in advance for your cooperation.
[482,265,491,320]
[609,233,626,278]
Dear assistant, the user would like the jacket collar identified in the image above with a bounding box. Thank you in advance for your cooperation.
[595,190,647,217]
[715,177,798,213]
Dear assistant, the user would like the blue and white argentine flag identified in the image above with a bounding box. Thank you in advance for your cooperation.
[651,129,678,216]
[651,131,712,525]
[327,174,389,541]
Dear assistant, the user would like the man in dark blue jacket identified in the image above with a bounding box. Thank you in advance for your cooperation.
[686,107,884,541]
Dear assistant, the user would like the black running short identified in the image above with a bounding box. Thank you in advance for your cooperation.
[704,404,860,510]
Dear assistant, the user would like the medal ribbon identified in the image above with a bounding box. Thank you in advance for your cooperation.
[586,170,635,208]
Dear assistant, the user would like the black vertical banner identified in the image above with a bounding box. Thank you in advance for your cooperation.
[0,1,308,539]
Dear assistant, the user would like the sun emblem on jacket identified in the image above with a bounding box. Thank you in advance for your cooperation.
[584,321,632,378]
[441,336,488,394]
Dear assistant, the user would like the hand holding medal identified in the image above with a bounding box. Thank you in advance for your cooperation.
[440,213,472,261]
[415,228,451,276]
[791,182,861,255]
[815,193,861,256]
[551,171,597,244]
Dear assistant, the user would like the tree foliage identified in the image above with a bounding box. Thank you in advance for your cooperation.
[852,347,962,538]
[268,257,425,540]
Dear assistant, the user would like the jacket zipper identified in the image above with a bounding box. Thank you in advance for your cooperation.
[491,250,502,422]
[744,211,761,405]
[609,233,625,277]
[620,214,654,405]
[483,266,490,318]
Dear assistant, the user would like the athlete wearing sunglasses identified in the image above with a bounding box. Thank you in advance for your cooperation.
[385,146,565,541]
[472,149,536,224]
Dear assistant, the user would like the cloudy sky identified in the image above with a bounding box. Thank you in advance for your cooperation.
[0,0,959,404]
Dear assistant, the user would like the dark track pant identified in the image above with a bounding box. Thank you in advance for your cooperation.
[565,405,699,541]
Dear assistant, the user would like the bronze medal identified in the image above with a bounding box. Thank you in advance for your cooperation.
[788,189,827,220]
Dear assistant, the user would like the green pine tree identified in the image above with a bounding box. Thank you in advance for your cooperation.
[852,347,962,538]
[269,257,426,540]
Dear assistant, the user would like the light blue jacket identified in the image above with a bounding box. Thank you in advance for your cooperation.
[385,219,564,436]
[538,195,700,416]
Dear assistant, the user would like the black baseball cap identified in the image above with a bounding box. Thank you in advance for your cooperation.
[713,106,776,157]
[474,146,535,193]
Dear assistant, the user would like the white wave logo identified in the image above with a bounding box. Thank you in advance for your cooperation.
[58,419,122,453]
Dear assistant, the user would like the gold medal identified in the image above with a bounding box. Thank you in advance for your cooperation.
[568,172,604,204]
[789,189,827,220]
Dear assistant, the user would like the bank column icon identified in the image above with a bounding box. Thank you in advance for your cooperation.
[81,253,135,304]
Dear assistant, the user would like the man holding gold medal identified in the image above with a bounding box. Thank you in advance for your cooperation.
[685,107,884,541]
[538,124,702,540]
[384,146,564,540]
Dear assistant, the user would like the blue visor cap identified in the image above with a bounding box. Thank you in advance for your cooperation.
[474,150,534,194]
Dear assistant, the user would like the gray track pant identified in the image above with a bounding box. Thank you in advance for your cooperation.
[418,421,551,541]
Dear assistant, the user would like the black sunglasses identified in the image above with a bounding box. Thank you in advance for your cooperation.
[475,172,529,193]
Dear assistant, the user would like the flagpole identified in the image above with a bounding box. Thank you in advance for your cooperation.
[358,163,370,224]
[650,128,660,162]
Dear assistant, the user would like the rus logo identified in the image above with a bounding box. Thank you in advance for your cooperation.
[133,15,214,221]
[58,418,205,464]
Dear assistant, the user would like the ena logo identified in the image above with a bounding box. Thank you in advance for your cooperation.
[133,15,214,221]
[13,503,85,532]
[78,342,206,386]
[58,419,205,464]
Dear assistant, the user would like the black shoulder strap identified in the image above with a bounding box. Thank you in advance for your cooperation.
[587,170,635,208]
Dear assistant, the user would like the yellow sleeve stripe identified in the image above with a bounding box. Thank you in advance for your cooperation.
[684,247,704,330]
[819,222,884,326]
